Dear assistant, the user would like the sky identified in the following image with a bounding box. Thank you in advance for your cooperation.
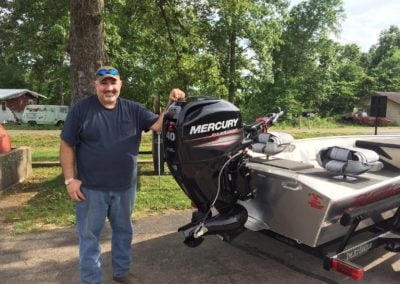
[291,0,400,52]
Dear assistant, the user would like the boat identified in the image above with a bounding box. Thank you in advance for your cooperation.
[162,97,400,280]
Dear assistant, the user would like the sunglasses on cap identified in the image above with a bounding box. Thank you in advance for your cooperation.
[96,69,119,76]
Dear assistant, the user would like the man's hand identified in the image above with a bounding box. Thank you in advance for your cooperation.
[168,88,186,105]
[66,179,85,201]
[150,88,186,132]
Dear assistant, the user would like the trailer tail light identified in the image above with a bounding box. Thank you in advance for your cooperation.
[331,258,364,281]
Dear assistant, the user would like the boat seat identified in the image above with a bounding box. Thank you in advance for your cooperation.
[317,146,383,177]
[252,132,295,156]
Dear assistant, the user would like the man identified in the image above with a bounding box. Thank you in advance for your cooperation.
[60,66,185,284]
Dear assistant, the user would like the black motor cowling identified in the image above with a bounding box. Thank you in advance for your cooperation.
[163,98,251,213]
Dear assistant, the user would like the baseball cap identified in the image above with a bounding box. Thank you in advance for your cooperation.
[95,66,120,81]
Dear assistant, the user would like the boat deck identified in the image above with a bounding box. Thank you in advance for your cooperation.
[249,134,400,200]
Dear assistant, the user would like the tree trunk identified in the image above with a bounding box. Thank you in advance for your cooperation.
[69,0,105,105]
[58,57,65,105]
[58,80,64,105]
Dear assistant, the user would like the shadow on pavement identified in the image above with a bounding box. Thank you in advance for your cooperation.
[0,211,399,284]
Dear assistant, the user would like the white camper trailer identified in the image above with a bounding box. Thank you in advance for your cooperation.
[22,105,69,126]
[0,103,17,123]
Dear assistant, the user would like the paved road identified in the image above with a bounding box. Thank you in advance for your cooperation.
[0,210,399,283]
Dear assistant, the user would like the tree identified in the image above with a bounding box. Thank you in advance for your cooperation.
[371,48,400,92]
[369,26,400,68]
[365,26,400,93]
[196,0,288,104]
[101,0,286,110]
[4,0,397,119]
[69,0,105,104]
[327,44,368,114]
[0,0,70,103]
[250,0,344,119]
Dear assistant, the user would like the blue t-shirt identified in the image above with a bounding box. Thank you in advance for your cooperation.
[61,95,158,191]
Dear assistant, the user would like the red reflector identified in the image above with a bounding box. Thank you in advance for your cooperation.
[331,259,364,281]
[168,123,175,132]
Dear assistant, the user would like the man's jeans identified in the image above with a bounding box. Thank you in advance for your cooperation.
[76,186,136,284]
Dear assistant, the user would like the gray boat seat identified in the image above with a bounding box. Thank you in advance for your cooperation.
[317,146,383,176]
[252,132,295,156]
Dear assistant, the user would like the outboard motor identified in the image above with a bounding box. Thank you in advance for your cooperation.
[163,98,251,246]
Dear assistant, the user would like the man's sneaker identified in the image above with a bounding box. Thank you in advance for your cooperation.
[113,272,140,284]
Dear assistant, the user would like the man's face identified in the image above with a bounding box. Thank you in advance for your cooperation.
[95,78,122,108]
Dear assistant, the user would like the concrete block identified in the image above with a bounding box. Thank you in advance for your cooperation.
[0,147,32,192]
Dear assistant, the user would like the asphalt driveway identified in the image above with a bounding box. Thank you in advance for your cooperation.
[1,210,399,284]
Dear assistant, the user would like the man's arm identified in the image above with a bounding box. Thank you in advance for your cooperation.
[150,111,166,132]
[60,140,84,201]
[150,88,186,132]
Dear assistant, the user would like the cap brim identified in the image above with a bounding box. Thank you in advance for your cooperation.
[96,74,120,82]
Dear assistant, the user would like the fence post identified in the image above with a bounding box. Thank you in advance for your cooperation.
[152,94,165,174]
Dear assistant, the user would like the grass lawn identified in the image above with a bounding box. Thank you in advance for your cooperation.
[2,165,190,234]
[10,133,154,162]
[291,131,369,139]
[1,133,189,234]
[2,167,76,232]
[4,124,62,130]
[11,134,60,161]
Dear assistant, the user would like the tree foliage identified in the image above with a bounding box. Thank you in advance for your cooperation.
[1,0,400,120]
[0,0,70,103]
[366,26,400,93]
[245,0,344,120]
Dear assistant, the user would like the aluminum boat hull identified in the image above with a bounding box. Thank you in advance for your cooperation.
[239,135,400,247]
